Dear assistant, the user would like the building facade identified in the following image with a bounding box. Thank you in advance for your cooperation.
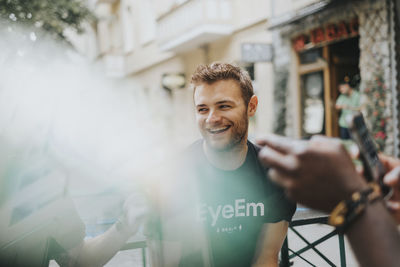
[91,0,278,145]
[88,0,400,155]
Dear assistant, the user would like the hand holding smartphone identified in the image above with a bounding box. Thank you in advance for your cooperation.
[347,112,392,198]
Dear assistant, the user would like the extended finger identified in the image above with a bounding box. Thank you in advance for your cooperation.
[259,146,299,173]
[386,200,400,211]
[268,168,294,189]
[309,135,343,150]
[379,154,400,171]
[309,134,331,142]
[256,134,297,154]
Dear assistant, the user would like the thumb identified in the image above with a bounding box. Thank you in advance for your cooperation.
[383,166,400,187]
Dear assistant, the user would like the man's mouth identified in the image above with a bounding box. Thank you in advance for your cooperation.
[207,126,231,134]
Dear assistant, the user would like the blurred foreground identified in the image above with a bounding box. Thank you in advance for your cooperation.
[0,25,197,266]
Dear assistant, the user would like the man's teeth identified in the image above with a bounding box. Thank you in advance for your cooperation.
[209,126,230,133]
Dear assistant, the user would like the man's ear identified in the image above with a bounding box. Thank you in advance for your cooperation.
[247,95,258,117]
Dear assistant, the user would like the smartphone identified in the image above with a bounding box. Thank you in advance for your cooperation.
[347,112,392,197]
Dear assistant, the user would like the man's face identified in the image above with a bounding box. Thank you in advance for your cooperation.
[194,79,251,151]
[339,84,351,95]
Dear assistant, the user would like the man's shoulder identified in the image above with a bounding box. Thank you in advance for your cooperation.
[179,139,206,169]
[247,140,288,193]
[246,140,267,170]
[248,140,261,153]
[247,140,297,222]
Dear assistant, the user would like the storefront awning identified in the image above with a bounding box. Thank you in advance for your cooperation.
[268,0,345,30]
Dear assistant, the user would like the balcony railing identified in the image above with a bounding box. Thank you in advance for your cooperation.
[157,0,234,52]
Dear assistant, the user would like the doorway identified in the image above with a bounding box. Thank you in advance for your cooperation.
[297,37,360,138]
[329,37,360,137]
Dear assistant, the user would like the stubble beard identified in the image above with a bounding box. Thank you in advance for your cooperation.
[205,113,249,153]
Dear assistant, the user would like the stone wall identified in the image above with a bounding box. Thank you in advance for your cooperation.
[357,0,396,154]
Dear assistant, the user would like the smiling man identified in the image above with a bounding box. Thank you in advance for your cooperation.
[160,62,296,267]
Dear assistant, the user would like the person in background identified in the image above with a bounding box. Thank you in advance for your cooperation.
[335,77,361,139]
[257,134,400,267]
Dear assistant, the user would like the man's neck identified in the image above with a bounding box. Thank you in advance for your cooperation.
[202,139,248,171]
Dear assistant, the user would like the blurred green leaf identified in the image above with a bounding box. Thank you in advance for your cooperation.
[0,0,96,41]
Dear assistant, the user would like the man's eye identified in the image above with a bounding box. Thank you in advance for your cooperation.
[198,108,208,113]
[220,105,231,109]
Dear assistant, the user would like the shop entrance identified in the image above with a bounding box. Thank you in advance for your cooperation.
[298,37,360,138]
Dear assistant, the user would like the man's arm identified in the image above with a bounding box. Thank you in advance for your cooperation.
[252,221,288,267]
[59,224,133,267]
[56,193,148,267]
[335,103,346,110]
[346,200,400,267]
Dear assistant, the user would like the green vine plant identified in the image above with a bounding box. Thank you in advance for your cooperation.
[363,73,388,151]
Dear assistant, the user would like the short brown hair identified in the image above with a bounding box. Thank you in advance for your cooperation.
[190,62,254,105]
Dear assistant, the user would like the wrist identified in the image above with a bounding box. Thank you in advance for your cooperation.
[337,178,369,205]
[114,217,132,236]
[329,183,382,233]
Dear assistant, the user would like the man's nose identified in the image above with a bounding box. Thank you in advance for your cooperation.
[206,110,222,124]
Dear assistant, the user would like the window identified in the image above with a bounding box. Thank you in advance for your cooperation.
[299,47,322,64]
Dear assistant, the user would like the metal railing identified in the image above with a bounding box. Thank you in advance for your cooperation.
[121,241,148,267]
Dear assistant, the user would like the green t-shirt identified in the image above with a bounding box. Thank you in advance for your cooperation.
[336,90,361,128]
[158,140,296,267]
[178,140,296,267]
